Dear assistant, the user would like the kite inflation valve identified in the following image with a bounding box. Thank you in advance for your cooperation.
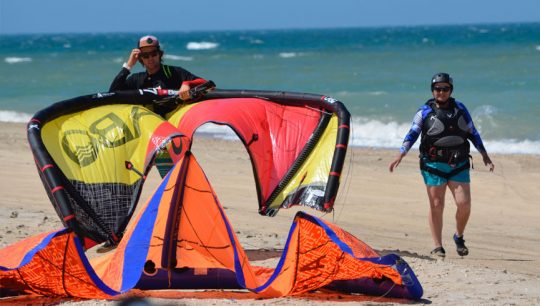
[188,80,216,101]
[125,161,146,179]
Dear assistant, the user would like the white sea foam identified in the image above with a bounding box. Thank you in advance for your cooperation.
[279,52,298,58]
[194,123,237,140]
[163,54,193,61]
[183,117,540,155]
[239,36,264,44]
[367,91,388,96]
[469,26,490,34]
[349,117,413,149]
[4,57,32,64]
[348,117,540,154]
[0,110,32,123]
[472,104,498,117]
[535,45,540,51]
[186,42,219,50]
[482,139,540,154]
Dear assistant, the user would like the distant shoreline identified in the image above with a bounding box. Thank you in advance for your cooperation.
[2,21,540,36]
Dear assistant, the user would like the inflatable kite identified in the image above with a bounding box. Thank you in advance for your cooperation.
[0,84,423,300]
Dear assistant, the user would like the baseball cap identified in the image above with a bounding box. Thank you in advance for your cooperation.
[138,35,160,49]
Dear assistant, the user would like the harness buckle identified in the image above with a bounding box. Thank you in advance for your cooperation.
[428,147,438,160]
[448,151,459,167]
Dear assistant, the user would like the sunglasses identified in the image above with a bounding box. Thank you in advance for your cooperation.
[139,50,159,59]
[433,86,451,93]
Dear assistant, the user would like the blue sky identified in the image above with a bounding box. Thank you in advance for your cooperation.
[1,0,539,34]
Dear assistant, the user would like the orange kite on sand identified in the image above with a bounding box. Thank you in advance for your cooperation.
[0,86,423,300]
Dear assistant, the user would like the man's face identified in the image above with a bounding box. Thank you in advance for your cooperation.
[139,47,160,72]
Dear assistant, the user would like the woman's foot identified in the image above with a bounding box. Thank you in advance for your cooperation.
[453,233,469,256]
[430,246,446,258]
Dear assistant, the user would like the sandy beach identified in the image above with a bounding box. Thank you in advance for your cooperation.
[1,121,539,305]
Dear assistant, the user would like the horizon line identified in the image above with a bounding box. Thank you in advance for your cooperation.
[1,20,539,36]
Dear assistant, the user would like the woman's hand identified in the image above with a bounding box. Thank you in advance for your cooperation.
[389,153,406,172]
[482,153,495,172]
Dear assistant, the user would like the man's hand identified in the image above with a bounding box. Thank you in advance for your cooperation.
[178,84,191,100]
[126,49,140,69]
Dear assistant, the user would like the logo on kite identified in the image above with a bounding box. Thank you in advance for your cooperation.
[61,107,155,167]
[302,187,325,207]
[141,88,159,96]
[323,96,338,104]
[95,92,115,99]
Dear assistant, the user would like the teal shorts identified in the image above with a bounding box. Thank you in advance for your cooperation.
[421,160,470,186]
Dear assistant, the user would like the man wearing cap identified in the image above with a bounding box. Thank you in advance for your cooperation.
[389,73,494,259]
[109,35,208,116]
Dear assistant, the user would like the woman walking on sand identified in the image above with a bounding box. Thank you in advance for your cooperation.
[389,73,494,258]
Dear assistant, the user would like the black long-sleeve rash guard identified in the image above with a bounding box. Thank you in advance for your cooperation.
[109,64,206,92]
[109,64,207,116]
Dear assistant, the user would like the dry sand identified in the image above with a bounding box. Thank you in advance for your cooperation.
[1,121,539,305]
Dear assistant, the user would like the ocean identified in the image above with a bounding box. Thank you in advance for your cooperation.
[1,23,539,154]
